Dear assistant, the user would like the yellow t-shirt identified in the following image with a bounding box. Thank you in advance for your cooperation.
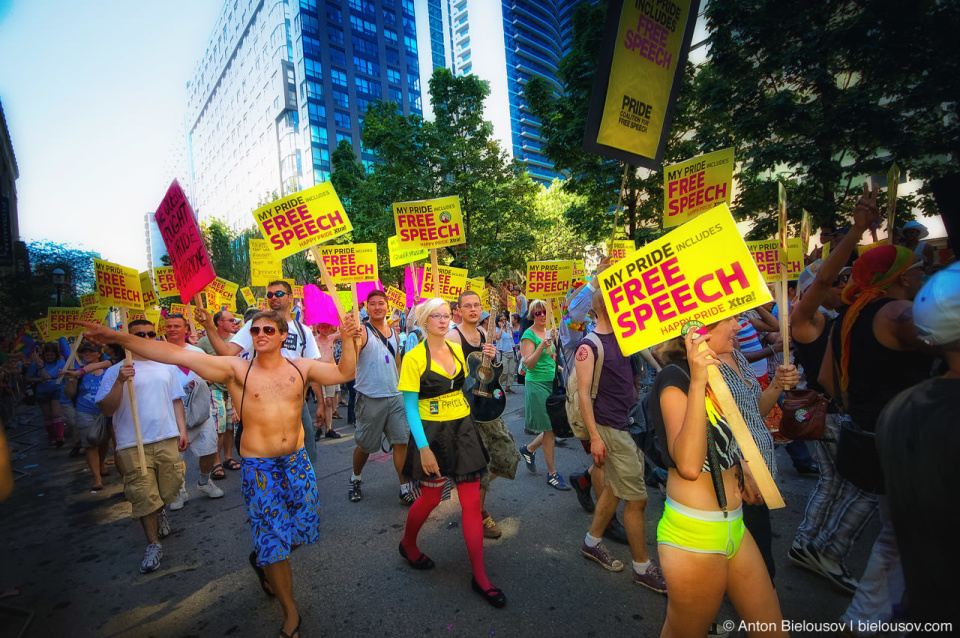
[398,341,471,422]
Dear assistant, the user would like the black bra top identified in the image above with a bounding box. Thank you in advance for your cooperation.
[419,342,465,399]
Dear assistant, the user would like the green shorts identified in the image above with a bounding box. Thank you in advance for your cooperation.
[657,497,745,559]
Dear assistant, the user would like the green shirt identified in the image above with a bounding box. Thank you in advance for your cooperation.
[521,328,556,382]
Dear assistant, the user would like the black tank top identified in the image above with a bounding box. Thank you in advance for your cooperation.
[420,342,466,399]
[794,312,835,396]
[452,325,484,359]
[831,298,932,431]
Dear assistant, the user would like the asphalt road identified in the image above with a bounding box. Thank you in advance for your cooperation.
[0,390,878,638]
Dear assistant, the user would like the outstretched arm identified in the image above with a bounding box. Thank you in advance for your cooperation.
[81,322,236,384]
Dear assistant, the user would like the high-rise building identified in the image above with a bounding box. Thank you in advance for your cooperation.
[144,213,168,269]
[0,98,21,274]
[417,0,582,185]
[184,0,423,231]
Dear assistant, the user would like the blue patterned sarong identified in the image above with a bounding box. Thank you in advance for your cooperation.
[242,447,320,566]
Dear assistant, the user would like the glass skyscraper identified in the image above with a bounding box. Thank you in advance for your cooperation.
[184,0,423,230]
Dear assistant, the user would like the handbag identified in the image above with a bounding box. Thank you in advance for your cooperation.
[835,419,885,494]
[779,389,828,441]
[545,364,573,439]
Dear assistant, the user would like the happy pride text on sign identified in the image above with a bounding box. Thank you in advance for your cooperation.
[599,205,771,355]
[253,182,351,260]
[393,196,464,249]
[154,180,216,301]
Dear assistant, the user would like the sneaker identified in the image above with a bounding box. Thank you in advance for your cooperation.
[140,543,163,573]
[519,445,536,473]
[632,561,667,593]
[157,508,170,539]
[349,479,362,503]
[569,472,595,513]
[198,481,224,499]
[314,429,323,442]
[169,487,188,511]
[547,473,571,491]
[580,541,624,572]
[482,516,503,539]
[800,543,859,595]
[796,463,820,476]
[604,515,629,545]
[399,489,416,506]
[708,622,730,637]
[325,429,342,439]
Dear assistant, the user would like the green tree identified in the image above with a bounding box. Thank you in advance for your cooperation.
[700,0,960,237]
[530,179,599,261]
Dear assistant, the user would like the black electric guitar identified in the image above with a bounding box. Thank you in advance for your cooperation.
[464,289,506,422]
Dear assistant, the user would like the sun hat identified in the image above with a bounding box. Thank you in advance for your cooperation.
[913,262,960,346]
[901,221,929,240]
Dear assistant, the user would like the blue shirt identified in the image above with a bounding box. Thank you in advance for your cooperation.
[75,371,105,414]
[28,360,64,395]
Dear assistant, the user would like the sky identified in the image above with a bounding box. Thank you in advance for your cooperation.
[0,0,223,271]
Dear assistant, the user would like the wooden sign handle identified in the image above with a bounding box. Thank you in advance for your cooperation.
[429,249,440,293]
[350,282,361,348]
[58,335,84,384]
[700,342,785,509]
[309,247,347,324]
[778,279,790,386]
[119,308,147,476]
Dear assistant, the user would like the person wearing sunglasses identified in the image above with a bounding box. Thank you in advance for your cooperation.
[83,310,360,637]
[787,183,881,594]
[199,280,322,465]
[91,319,190,574]
[397,298,505,608]
[518,299,568,490]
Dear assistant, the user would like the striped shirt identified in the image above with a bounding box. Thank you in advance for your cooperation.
[719,349,777,479]
[737,314,769,379]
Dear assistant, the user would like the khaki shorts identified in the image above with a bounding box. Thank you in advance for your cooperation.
[597,424,647,501]
[185,417,219,457]
[476,417,520,488]
[354,394,409,454]
[321,385,338,399]
[117,437,185,518]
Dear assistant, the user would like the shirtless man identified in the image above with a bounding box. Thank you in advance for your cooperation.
[312,322,341,440]
[447,290,521,539]
[83,311,359,638]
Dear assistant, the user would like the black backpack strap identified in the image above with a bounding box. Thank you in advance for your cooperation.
[286,357,306,399]
[238,358,255,421]
[294,320,308,357]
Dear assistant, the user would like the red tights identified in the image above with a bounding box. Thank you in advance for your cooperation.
[401,479,492,590]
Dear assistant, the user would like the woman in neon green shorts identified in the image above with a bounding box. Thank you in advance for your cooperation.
[649,321,797,637]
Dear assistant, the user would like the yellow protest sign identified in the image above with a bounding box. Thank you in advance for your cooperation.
[663,148,734,228]
[599,205,772,355]
[94,259,144,310]
[393,196,465,249]
[154,266,180,298]
[465,277,484,293]
[139,271,158,307]
[388,235,428,267]
[48,308,82,338]
[800,209,812,252]
[252,182,352,260]
[420,263,468,302]
[572,260,587,286]
[205,277,239,310]
[294,285,304,299]
[240,287,256,307]
[746,239,804,284]
[316,243,378,284]
[80,293,101,308]
[79,305,109,327]
[507,295,517,313]
[526,261,574,300]
[608,240,636,265]
[34,318,51,341]
[386,286,406,312]
[249,239,284,287]
[544,297,564,327]
[822,241,831,259]
[584,0,700,169]
[858,240,886,256]
[169,303,190,318]
[257,298,268,311]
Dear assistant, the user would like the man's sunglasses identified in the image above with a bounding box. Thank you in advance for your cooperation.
[134,331,157,339]
[266,291,288,299]
[250,326,279,336]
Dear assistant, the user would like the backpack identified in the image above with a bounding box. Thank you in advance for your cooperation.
[566,332,604,441]
[183,378,213,428]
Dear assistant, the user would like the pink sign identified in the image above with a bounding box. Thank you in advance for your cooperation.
[303,284,340,326]
[404,266,424,308]
[355,279,384,305]
[154,180,216,301]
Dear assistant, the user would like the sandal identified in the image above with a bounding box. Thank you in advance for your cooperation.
[279,615,301,638]
[224,458,242,471]
[211,464,226,480]
[249,551,275,597]
[332,411,342,419]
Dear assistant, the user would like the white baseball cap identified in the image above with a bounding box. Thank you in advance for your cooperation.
[913,262,960,346]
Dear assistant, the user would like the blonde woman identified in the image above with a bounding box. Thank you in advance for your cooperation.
[397,298,505,608]
[517,299,568,490]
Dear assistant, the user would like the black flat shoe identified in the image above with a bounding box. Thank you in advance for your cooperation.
[279,615,301,638]
[398,542,435,569]
[471,577,506,608]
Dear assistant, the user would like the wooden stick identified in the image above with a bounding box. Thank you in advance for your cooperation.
[119,308,147,477]
[429,249,440,293]
[886,163,900,245]
[57,335,84,384]
[309,247,347,323]
[700,342,785,509]
[350,282,361,347]
[778,279,790,371]
[609,164,630,247]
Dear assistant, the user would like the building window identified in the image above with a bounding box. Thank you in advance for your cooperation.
[408,74,420,91]
[356,77,381,97]
[302,14,319,33]
[357,96,373,113]
[354,56,379,76]
[303,36,321,57]
[336,132,353,145]
[384,28,398,44]
[404,36,418,54]
[331,69,347,87]
[334,110,351,128]
[314,169,330,184]
[387,67,401,83]
[353,37,378,56]
[308,102,326,123]
[333,89,350,108]
[382,9,396,25]
[305,59,322,78]
[327,25,344,44]
[313,148,331,166]
[388,87,402,103]
[386,47,399,64]
[330,47,346,66]
[301,0,317,10]
[310,125,328,145]
[326,3,342,23]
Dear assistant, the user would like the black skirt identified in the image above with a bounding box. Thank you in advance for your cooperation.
[403,414,489,482]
